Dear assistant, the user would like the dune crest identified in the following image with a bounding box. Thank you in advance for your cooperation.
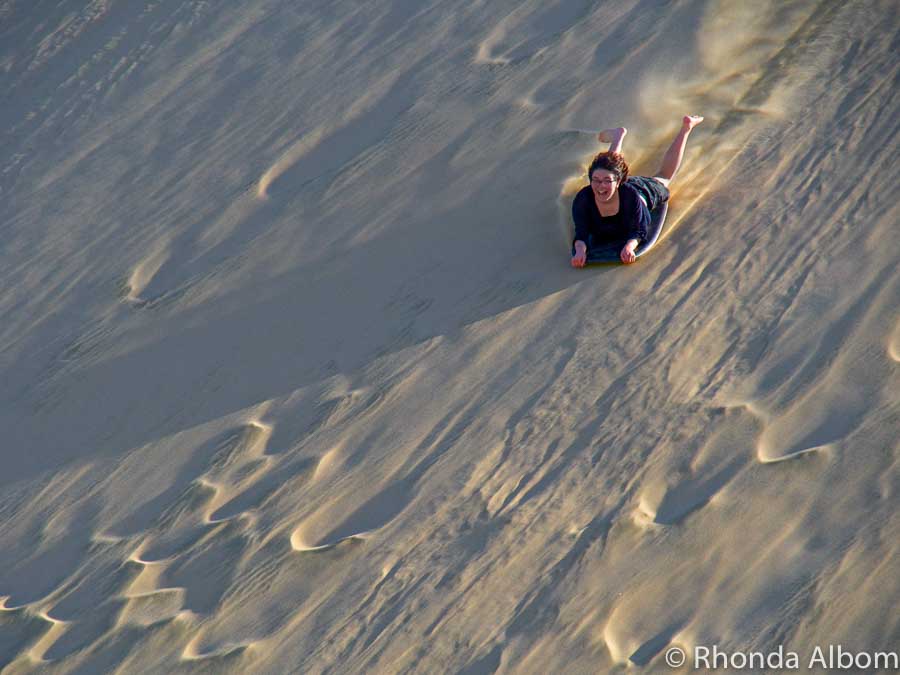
[1,0,897,672]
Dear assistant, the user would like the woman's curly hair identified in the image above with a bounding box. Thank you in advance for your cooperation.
[588,151,629,184]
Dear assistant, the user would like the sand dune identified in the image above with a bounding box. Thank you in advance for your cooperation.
[1,0,898,672]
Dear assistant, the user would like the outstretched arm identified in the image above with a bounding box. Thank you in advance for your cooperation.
[572,240,588,267]
[571,190,593,268]
[620,239,638,263]
[619,189,649,264]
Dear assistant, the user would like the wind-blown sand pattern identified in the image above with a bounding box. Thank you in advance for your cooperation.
[1,0,898,672]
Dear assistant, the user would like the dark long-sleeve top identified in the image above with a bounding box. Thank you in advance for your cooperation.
[572,183,649,249]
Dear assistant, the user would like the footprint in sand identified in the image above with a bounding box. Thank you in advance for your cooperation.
[889,317,900,362]
[603,598,687,668]
[257,71,419,199]
[209,456,316,523]
[35,553,142,660]
[118,549,187,628]
[741,265,897,463]
[161,519,252,616]
[14,611,68,665]
[125,244,171,305]
[3,555,141,664]
[292,403,470,550]
[41,599,127,661]
[198,421,275,522]
[636,406,761,526]
[0,605,56,668]
[474,0,595,65]
[181,634,254,663]
[290,479,412,551]
[104,421,275,565]
[0,498,102,608]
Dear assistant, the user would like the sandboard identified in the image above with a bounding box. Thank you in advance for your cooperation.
[583,201,669,264]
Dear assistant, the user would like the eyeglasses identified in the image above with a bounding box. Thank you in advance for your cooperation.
[590,176,617,187]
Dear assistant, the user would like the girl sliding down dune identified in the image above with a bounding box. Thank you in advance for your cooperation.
[571,115,703,266]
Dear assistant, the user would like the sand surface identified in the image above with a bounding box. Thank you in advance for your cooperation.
[1,0,898,672]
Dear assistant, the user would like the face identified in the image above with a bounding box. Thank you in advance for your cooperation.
[590,170,618,201]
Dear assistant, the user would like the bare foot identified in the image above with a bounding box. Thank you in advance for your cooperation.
[597,126,627,145]
[682,115,704,130]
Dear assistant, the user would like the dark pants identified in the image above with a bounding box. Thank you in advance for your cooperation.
[625,176,670,211]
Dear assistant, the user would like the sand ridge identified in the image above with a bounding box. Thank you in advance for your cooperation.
[1,0,898,672]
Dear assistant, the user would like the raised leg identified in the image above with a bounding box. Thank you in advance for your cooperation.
[654,115,704,186]
[598,127,627,154]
